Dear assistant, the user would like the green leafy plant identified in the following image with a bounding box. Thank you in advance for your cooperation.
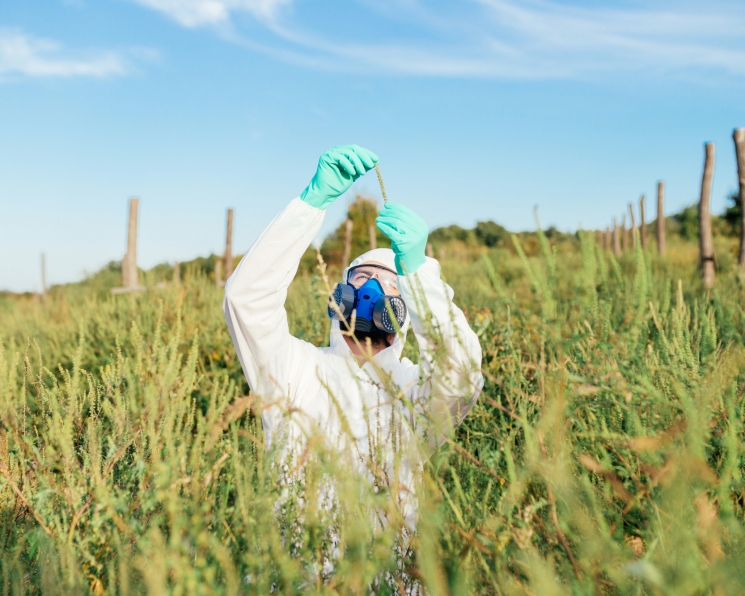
[1,228,744,594]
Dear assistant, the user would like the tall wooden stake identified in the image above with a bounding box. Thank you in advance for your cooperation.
[40,253,47,303]
[174,261,181,285]
[628,204,637,249]
[215,259,223,287]
[612,218,620,255]
[734,128,745,272]
[123,198,140,289]
[224,208,234,280]
[639,195,647,249]
[342,219,353,266]
[699,143,716,288]
[621,214,628,252]
[368,224,377,250]
[656,182,666,255]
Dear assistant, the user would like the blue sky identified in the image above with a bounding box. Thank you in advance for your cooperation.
[1,0,744,292]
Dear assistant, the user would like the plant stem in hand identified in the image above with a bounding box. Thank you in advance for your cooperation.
[375,163,388,204]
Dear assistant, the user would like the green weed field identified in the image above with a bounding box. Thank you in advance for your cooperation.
[2,228,745,595]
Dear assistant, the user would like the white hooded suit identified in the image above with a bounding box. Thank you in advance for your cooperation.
[223,198,483,528]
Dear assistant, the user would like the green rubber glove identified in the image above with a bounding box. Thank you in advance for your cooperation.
[376,202,429,276]
[300,145,379,209]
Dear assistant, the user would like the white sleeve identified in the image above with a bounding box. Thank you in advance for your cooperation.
[223,198,324,415]
[398,258,484,445]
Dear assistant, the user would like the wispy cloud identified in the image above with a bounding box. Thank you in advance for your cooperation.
[0,30,130,79]
[130,0,745,80]
[130,0,292,27]
[468,0,745,77]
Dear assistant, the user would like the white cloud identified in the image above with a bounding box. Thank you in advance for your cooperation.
[130,0,292,27]
[130,0,745,80]
[0,30,129,79]
[468,0,745,77]
[292,0,745,78]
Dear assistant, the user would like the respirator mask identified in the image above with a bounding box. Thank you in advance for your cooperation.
[327,265,407,335]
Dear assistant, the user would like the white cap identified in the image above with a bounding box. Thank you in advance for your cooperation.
[342,248,397,283]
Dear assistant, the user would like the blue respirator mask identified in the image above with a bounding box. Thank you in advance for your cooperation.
[327,277,407,335]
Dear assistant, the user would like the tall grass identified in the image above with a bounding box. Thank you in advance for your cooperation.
[1,234,745,594]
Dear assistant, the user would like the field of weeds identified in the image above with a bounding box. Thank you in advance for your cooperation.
[2,230,745,595]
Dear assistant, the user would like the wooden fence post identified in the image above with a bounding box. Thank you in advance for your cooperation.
[174,261,180,285]
[368,224,377,250]
[656,182,666,255]
[342,219,353,267]
[628,204,637,249]
[215,259,223,287]
[40,253,47,303]
[734,128,745,272]
[612,218,620,255]
[699,143,716,288]
[224,208,234,279]
[621,214,628,252]
[123,198,140,289]
[639,195,647,249]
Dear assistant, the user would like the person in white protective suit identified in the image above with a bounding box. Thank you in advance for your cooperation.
[223,145,483,531]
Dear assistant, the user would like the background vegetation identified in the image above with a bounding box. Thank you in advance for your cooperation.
[1,195,745,594]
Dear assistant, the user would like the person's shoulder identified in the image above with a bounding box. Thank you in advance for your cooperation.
[317,345,352,363]
[317,345,339,355]
[398,357,420,383]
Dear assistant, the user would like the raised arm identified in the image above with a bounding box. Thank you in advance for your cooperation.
[223,146,378,441]
[223,198,325,403]
[376,203,483,446]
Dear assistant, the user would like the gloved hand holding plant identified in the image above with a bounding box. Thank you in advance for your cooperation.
[300,145,379,210]
[376,202,429,276]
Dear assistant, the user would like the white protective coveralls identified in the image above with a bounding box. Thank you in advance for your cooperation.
[223,197,483,529]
